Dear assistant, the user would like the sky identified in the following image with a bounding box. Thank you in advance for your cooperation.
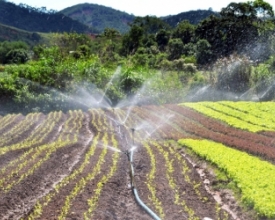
[8,0,275,17]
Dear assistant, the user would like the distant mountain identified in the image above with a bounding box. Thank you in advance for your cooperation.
[162,10,219,27]
[0,1,97,33]
[60,3,135,33]
[0,1,218,39]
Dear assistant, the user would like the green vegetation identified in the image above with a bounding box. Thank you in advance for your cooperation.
[181,102,275,132]
[0,0,275,113]
[178,139,275,218]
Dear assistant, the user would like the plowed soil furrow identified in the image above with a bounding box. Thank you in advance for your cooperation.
[147,142,191,219]
[0,113,65,174]
[0,111,90,219]
[26,111,67,144]
[127,141,158,220]
[0,113,66,172]
[66,135,116,219]
[0,141,82,220]
[37,140,106,219]
[159,141,231,219]
[91,153,152,220]
[0,149,26,171]
[34,111,114,219]
[258,130,275,138]
[0,113,45,147]
[0,114,24,135]
[26,138,97,219]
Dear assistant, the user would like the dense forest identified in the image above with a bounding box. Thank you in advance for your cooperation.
[0,0,275,114]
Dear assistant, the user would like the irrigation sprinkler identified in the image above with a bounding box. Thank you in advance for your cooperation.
[117,123,121,135]
[112,108,160,220]
[131,128,135,145]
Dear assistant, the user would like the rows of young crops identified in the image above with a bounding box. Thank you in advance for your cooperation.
[26,109,121,219]
[162,104,275,161]
[178,139,275,218]
[167,102,275,219]
[138,103,275,219]
[0,102,275,219]
[181,101,275,132]
[129,106,230,219]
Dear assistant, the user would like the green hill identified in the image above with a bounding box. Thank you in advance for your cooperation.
[60,3,135,33]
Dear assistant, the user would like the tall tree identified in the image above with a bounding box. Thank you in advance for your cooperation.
[172,20,195,44]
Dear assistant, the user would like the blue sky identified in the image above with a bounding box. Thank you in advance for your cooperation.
[8,0,275,16]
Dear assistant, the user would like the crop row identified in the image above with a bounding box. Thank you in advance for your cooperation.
[148,141,198,219]
[0,110,85,194]
[207,102,275,130]
[165,104,275,147]
[219,101,275,125]
[84,134,119,219]
[124,111,229,220]
[178,139,275,218]
[27,110,119,219]
[27,133,101,219]
[181,102,275,132]
[0,111,64,156]
[0,111,64,184]
[2,140,76,193]
[0,112,44,147]
[158,104,275,162]
[0,113,24,134]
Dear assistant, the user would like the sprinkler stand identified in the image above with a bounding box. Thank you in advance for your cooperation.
[131,128,135,145]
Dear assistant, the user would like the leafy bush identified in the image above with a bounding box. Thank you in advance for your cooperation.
[119,67,145,95]
[0,41,29,64]
[5,49,29,64]
[189,72,206,89]
[253,56,275,96]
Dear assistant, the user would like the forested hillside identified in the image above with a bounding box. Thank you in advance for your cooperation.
[0,1,96,33]
[60,3,135,33]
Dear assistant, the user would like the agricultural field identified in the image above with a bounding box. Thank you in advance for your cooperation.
[0,101,275,219]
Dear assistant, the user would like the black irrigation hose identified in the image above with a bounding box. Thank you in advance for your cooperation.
[126,149,161,220]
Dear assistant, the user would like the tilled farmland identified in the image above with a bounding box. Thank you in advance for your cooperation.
[0,102,275,219]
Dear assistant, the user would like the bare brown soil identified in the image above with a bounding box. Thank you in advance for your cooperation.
[0,104,270,219]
